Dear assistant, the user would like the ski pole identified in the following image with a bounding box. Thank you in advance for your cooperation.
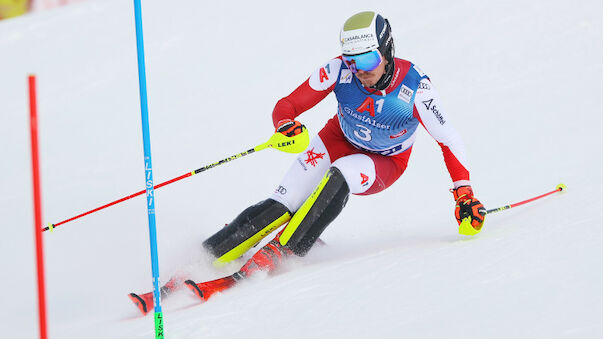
[43,129,309,232]
[485,183,566,215]
[458,184,566,236]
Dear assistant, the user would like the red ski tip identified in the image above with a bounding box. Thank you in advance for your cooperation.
[128,292,153,315]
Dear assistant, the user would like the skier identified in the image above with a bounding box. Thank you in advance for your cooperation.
[196,10,486,293]
[130,11,487,313]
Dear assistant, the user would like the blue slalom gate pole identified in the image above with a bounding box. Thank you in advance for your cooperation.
[133,0,164,337]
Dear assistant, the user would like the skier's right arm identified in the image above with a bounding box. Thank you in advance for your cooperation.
[272,57,342,127]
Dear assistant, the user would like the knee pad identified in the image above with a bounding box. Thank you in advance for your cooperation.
[279,167,350,256]
[203,199,291,266]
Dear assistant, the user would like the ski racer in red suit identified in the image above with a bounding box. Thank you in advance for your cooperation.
[137,11,484,306]
[201,10,486,280]
[129,11,489,313]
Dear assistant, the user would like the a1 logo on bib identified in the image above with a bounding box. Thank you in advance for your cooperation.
[398,85,413,103]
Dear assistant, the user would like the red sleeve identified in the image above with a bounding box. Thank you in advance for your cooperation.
[272,57,342,127]
[272,79,333,126]
[436,142,470,183]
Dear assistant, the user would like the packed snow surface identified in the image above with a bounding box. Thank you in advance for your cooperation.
[1,0,602,338]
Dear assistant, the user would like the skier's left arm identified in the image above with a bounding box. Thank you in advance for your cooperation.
[414,78,486,232]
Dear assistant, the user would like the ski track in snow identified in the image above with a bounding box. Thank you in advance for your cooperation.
[1,0,602,338]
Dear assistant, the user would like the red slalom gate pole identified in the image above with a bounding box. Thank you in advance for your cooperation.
[29,74,48,339]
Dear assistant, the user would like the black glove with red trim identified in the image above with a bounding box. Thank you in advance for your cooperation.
[452,186,486,231]
[276,119,305,137]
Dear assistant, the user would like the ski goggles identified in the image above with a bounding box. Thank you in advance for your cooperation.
[342,49,383,73]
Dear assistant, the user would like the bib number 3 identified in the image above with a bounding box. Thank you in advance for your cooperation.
[353,124,372,141]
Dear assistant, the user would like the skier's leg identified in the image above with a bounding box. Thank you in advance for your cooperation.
[235,165,350,278]
[241,150,409,272]
[203,199,292,266]
[279,166,351,256]
[184,153,399,300]
[237,166,347,278]
[203,136,332,266]
[355,148,412,196]
[268,135,332,212]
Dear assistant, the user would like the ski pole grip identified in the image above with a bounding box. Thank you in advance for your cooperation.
[266,127,310,154]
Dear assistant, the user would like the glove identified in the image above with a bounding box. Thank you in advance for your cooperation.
[276,119,305,137]
[451,186,486,233]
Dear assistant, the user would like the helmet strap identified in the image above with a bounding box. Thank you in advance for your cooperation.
[370,57,395,91]
[370,28,395,91]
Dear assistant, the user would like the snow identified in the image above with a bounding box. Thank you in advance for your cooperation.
[1,0,603,338]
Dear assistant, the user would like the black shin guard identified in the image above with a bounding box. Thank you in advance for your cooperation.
[280,167,350,256]
[203,199,291,265]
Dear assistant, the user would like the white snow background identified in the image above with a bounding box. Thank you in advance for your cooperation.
[1,0,602,338]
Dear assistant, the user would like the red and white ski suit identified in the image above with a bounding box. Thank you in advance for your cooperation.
[269,57,470,213]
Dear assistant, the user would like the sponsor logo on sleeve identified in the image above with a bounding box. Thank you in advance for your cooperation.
[398,85,413,103]
[319,67,329,83]
[422,98,446,125]
[309,59,341,91]
[418,82,431,91]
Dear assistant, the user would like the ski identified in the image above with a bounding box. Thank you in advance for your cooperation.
[128,275,186,315]
[183,237,317,303]
[184,274,241,302]
[132,237,324,312]
[129,273,241,314]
